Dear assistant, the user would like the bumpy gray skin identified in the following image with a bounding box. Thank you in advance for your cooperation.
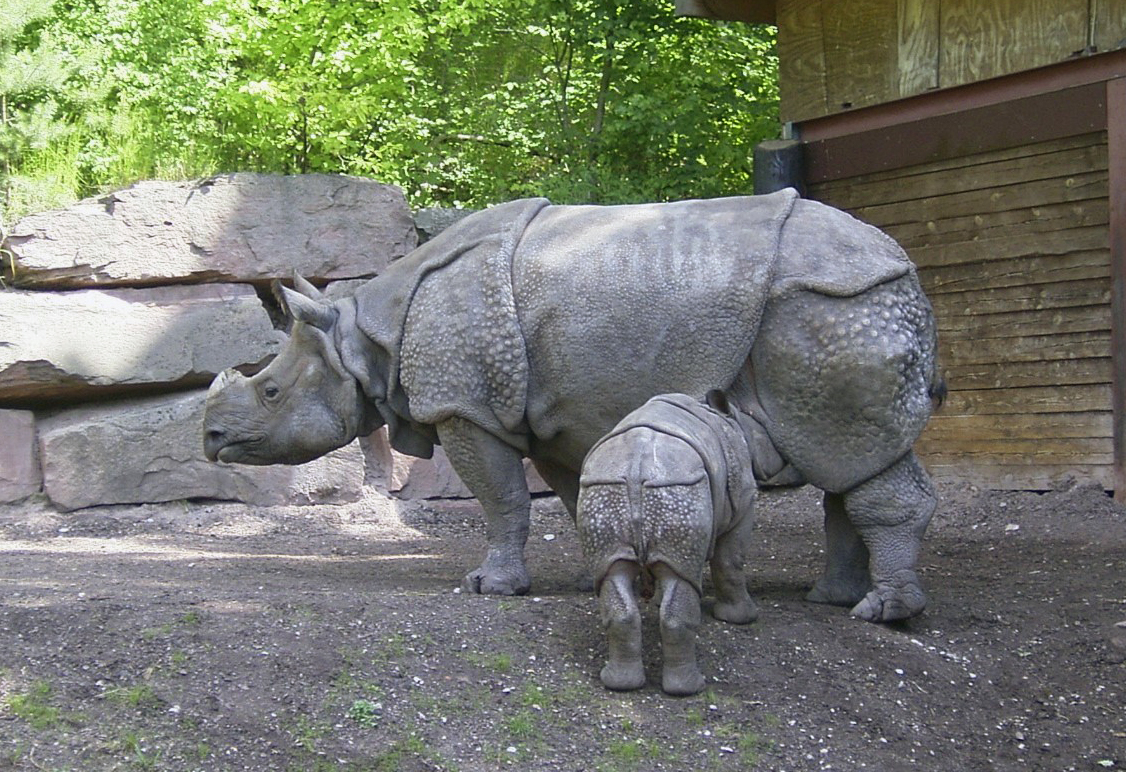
[202,190,941,623]
[577,393,760,695]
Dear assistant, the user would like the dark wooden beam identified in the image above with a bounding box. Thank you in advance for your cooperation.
[803,82,1106,184]
[753,139,805,196]
[801,49,1126,144]
[1107,77,1126,504]
[674,0,776,25]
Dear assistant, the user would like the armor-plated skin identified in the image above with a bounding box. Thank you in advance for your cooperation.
[203,190,942,623]
[577,392,761,695]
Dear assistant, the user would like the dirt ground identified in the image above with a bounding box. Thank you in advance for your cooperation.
[0,480,1124,772]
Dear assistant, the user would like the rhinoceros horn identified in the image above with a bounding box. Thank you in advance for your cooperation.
[207,367,245,398]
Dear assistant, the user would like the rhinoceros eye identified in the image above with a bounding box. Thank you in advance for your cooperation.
[263,385,280,400]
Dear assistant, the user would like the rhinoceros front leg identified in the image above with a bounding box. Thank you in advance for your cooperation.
[842,451,936,622]
[530,458,580,519]
[710,517,759,625]
[437,417,532,596]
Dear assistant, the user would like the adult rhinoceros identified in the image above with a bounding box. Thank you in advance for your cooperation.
[203,189,942,621]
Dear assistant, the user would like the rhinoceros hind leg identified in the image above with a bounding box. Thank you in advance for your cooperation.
[599,561,646,691]
[842,452,936,622]
[438,417,532,596]
[806,492,872,607]
[655,565,706,696]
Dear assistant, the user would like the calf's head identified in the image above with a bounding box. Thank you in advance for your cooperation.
[203,280,372,465]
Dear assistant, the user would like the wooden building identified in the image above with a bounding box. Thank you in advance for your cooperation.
[679,0,1126,501]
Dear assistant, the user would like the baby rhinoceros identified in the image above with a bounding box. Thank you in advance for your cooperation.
[577,391,766,696]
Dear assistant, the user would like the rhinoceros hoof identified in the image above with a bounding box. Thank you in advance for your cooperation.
[461,564,531,596]
[712,598,759,625]
[806,577,871,608]
[601,661,646,692]
[848,574,926,622]
[662,663,706,696]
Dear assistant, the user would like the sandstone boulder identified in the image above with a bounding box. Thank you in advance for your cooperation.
[5,174,417,289]
[0,284,282,404]
[38,391,365,511]
[413,207,476,244]
[0,410,40,503]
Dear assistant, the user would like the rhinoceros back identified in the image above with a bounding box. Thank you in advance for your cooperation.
[514,191,798,455]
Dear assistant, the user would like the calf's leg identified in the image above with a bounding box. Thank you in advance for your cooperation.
[599,560,646,691]
[438,416,532,596]
[654,564,705,696]
[710,517,758,624]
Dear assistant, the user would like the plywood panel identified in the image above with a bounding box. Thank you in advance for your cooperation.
[897,0,939,97]
[1092,0,1126,53]
[823,0,898,110]
[940,0,1089,87]
[777,0,828,122]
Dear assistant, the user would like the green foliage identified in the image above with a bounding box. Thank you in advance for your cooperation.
[4,0,778,220]
[0,0,81,220]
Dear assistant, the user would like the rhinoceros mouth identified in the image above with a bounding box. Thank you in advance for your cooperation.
[214,436,266,464]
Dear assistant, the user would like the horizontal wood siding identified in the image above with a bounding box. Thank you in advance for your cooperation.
[810,133,1115,490]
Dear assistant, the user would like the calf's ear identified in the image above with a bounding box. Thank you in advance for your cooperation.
[706,389,732,415]
[293,273,324,300]
[272,280,337,332]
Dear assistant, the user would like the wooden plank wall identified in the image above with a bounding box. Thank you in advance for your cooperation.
[809,133,1115,490]
[778,0,1126,122]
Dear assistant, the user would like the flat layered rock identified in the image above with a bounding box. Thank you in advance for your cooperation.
[5,174,416,288]
[0,284,282,405]
[0,409,40,503]
[38,391,365,511]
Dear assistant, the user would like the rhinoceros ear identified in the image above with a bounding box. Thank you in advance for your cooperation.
[273,280,337,332]
[705,389,732,415]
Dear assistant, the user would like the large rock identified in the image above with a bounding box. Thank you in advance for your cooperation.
[0,409,40,503]
[5,174,417,289]
[413,207,476,244]
[38,391,365,511]
[0,284,282,404]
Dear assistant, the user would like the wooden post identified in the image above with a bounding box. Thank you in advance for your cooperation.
[1108,78,1126,504]
[753,139,806,196]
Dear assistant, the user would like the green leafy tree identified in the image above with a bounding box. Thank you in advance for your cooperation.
[0,0,77,221]
[12,0,778,212]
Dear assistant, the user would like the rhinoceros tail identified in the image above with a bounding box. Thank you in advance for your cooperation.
[929,375,948,409]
